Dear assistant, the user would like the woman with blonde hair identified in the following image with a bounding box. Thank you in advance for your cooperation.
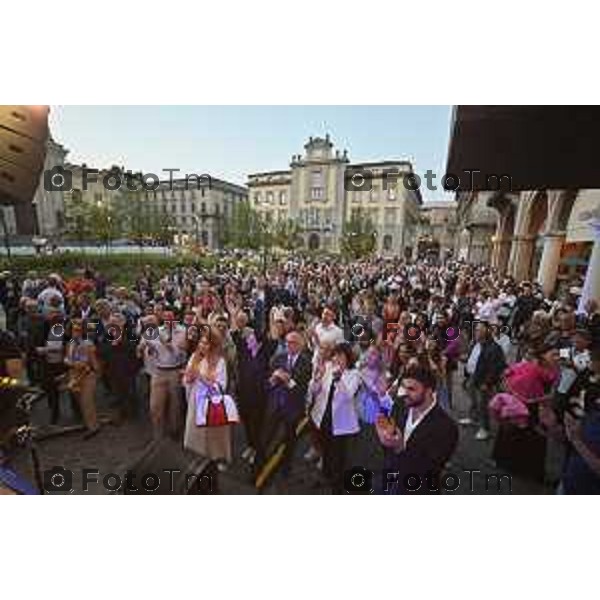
[183,329,237,469]
[64,318,100,439]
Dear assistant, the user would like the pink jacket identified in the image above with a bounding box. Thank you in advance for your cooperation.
[504,361,559,401]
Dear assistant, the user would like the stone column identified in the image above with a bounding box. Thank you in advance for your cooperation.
[13,201,36,235]
[537,232,565,296]
[578,220,600,312]
[497,237,512,274]
[509,235,536,281]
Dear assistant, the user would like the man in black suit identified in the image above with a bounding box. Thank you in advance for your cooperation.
[262,330,312,478]
[376,365,459,494]
[268,330,312,425]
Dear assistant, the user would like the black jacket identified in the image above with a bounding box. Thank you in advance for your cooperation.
[471,339,506,387]
[269,350,312,422]
[383,403,459,494]
[512,295,537,331]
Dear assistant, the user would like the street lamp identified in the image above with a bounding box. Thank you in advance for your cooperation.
[107,214,112,255]
[97,198,113,254]
[31,199,40,236]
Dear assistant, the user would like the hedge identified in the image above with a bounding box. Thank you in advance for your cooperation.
[0,253,218,286]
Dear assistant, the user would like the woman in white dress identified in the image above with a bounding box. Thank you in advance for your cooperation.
[183,330,234,468]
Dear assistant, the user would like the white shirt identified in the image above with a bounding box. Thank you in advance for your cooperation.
[476,299,501,324]
[495,334,511,361]
[143,325,187,370]
[314,322,344,348]
[466,343,482,375]
[404,399,437,443]
[309,365,362,436]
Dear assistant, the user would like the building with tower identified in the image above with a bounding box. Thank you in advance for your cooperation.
[247,135,422,256]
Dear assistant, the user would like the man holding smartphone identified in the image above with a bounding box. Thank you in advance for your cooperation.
[375,364,458,494]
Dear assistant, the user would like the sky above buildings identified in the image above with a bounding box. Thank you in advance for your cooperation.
[49,106,454,202]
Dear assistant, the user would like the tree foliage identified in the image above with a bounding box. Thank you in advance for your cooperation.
[340,209,377,258]
[63,189,176,246]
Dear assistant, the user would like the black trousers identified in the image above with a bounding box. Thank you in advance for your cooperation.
[322,432,357,494]
[111,375,139,420]
[41,362,66,424]
[238,393,265,454]
[259,399,301,480]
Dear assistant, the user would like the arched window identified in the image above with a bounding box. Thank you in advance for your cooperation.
[308,233,320,250]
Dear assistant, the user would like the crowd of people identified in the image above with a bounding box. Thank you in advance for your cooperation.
[1,255,600,494]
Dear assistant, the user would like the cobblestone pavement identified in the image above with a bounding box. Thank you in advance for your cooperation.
[13,374,559,495]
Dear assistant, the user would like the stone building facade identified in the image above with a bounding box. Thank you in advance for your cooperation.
[0,135,68,238]
[63,165,248,248]
[418,201,459,259]
[457,189,600,304]
[454,192,497,264]
[247,136,422,256]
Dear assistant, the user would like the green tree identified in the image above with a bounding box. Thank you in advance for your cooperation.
[222,201,268,250]
[340,209,377,258]
[88,199,122,250]
[274,218,304,252]
[64,189,93,242]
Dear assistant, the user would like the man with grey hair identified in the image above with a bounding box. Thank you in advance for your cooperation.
[262,330,312,477]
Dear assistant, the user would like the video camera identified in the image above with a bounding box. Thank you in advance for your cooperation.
[0,378,45,446]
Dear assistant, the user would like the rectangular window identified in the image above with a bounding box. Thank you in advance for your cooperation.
[267,192,274,204]
[311,187,323,200]
[311,170,323,187]
[279,191,286,205]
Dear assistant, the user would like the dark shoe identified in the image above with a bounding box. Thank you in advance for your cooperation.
[83,427,101,440]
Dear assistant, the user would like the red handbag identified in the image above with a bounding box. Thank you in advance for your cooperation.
[206,398,228,427]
